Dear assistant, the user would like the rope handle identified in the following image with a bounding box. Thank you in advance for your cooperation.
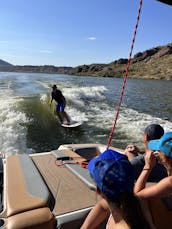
[55,157,89,168]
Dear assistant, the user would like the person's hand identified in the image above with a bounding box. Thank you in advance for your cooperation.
[144,150,156,169]
[124,144,139,160]
[125,144,137,153]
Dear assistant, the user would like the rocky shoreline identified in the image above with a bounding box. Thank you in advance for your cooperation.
[0,43,172,80]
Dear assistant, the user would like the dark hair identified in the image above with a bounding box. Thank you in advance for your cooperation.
[52,84,57,89]
[144,124,164,140]
[113,192,151,229]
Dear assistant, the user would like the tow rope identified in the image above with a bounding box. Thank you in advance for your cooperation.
[107,0,143,149]
[54,1,143,168]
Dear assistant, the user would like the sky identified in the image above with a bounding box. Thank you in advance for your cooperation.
[0,0,172,67]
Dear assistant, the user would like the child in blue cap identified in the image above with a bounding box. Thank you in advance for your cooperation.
[82,149,150,229]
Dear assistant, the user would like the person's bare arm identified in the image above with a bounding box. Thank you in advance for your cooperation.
[135,175,172,199]
[50,93,53,105]
[134,150,172,199]
[81,198,110,229]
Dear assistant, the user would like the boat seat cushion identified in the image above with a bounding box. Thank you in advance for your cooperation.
[6,207,55,229]
[5,154,54,217]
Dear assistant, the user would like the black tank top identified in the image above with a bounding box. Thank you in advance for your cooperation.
[52,90,64,103]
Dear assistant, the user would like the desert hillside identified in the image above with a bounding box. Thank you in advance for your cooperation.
[0,43,172,80]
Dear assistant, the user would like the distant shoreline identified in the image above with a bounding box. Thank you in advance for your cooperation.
[0,42,172,80]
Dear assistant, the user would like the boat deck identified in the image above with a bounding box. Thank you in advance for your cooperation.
[31,150,99,216]
[1,145,172,229]
[1,146,107,229]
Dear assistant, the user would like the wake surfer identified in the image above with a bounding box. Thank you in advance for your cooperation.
[50,84,71,125]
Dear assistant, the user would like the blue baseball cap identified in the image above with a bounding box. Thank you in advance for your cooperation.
[88,149,134,202]
[148,132,172,157]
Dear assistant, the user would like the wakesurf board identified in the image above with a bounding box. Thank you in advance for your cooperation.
[61,120,82,128]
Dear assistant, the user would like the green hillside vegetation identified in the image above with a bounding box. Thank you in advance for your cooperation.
[0,43,172,80]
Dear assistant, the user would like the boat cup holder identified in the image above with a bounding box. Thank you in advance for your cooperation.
[0,219,4,228]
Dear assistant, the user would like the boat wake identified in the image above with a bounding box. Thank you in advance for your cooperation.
[0,72,171,155]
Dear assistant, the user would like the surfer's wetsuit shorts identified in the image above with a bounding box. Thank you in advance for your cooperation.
[56,103,65,112]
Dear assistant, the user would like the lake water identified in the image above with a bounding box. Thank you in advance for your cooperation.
[0,72,171,156]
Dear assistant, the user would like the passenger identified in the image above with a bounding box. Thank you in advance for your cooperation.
[128,124,167,182]
[81,124,167,229]
[82,149,150,229]
[134,131,172,198]
[134,132,172,228]
[50,84,71,124]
